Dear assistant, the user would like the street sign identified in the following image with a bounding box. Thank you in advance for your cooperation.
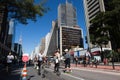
[22,54,29,62]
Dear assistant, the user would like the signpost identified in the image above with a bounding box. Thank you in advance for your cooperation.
[22,54,29,63]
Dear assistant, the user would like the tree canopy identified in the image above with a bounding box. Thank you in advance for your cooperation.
[0,0,48,24]
[90,12,109,48]
[89,0,120,51]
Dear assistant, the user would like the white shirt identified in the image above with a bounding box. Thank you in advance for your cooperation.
[38,53,43,61]
[7,55,14,63]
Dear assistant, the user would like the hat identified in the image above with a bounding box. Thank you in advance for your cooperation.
[64,49,68,52]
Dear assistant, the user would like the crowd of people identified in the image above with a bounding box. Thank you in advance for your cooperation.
[0,48,112,79]
[32,48,73,76]
[31,48,104,77]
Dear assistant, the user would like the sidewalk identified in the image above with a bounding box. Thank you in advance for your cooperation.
[70,63,120,72]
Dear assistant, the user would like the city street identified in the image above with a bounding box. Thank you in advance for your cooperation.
[27,64,120,80]
[0,63,120,80]
[0,0,120,80]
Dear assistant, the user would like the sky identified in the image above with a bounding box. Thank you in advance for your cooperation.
[15,0,88,54]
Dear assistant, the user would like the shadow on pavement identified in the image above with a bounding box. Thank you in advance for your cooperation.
[0,65,22,80]
[27,75,35,80]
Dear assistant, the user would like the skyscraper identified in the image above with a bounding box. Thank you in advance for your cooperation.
[83,0,111,50]
[58,1,77,27]
[58,1,84,55]
[45,1,84,56]
[7,19,16,51]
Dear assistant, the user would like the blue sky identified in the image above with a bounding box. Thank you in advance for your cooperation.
[15,0,88,54]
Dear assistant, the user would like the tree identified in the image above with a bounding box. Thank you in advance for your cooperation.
[90,0,120,62]
[89,12,110,61]
[104,0,120,51]
[108,50,119,69]
[90,0,120,51]
[90,12,109,51]
[0,0,48,24]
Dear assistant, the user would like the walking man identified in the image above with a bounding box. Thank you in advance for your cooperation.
[37,50,44,75]
[53,50,60,73]
[6,52,14,73]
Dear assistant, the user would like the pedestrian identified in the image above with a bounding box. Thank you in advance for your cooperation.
[46,56,51,68]
[6,52,14,73]
[53,50,60,73]
[74,56,78,67]
[40,56,46,78]
[83,57,86,67]
[37,50,44,75]
[33,56,38,69]
[94,58,98,68]
[85,50,91,66]
[64,49,71,72]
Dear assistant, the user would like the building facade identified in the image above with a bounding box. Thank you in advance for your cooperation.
[0,5,11,57]
[14,43,23,57]
[45,1,84,56]
[57,1,84,55]
[45,21,58,56]
[59,26,83,55]
[58,1,77,27]
[7,19,16,51]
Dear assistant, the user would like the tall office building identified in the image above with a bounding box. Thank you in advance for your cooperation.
[58,1,77,27]
[0,6,11,56]
[58,1,84,55]
[14,43,23,56]
[59,26,83,55]
[45,1,83,56]
[45,21,58,56]
[83,0,111,50]
[40,37,45,53]
[7,19,16,51]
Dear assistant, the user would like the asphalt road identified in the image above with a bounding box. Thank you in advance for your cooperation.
[1,64,120,80]
[27,65,120,80]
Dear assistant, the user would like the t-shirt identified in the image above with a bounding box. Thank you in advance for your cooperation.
[54,52,60,60]
[64,52,71,59]
[7,55,14,63]
[38,53,43,61]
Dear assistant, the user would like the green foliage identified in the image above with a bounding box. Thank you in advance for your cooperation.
[90,12,109,47]
[90,0,120,50]
[0,0,48,24]
[104,0,120,50]
[108,50,119,58]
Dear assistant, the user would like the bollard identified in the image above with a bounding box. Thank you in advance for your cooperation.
[21,64,27,80]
